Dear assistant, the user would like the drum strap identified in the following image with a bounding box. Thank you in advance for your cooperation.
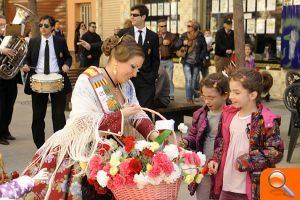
[83,67,121,113]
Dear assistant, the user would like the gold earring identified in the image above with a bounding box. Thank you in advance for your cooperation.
[113,64,117,75]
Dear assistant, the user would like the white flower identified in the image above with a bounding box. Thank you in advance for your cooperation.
[147,174,164,185]
[163,144,179,160]
[96,170,109,188]
[164,163,181,184]
[197,152,206,167]
[134,173,149,189]
[111,150,122,160]
[180,163,197,176]
[178,123,188,134]
[110,150,122,167]
[135,140,151,151]
[107,139,118,151]
[150,142,160,152]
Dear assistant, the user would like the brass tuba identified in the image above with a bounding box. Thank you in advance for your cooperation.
[0,4,35,79]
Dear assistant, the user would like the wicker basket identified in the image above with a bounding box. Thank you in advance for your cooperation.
[110,108,181,200]
[112,178,182,200]
[0,152,7,184]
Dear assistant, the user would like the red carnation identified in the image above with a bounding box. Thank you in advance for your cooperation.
[98,143,110,155]
[123,136,136,153]
[129,158,142,175]
[142,148,154,158]
[201,166,209,175]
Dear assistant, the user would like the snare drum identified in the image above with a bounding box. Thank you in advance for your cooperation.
[30,73,64,93]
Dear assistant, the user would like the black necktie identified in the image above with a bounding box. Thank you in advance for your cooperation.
[138,30,143,46]
[44,40,50,74]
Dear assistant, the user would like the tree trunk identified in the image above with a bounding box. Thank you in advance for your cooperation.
[233,0,245,68]
[28,0,39,37]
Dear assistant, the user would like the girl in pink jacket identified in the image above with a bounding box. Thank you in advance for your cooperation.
[208,68,284,200]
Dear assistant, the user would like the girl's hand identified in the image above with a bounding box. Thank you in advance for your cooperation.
[32,168,48,184]
[207,160,219,175]
[179,138,188,148]
[121,104,142,118]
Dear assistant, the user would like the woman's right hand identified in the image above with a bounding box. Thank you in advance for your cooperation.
[121,104,142,118]
[207,160,219,175]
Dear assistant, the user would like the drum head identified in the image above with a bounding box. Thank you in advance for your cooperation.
[31,73,63,82]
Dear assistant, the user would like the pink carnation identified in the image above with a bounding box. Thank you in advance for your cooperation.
[108,174,125,189]
[149,152,174,177]
[102,163,111,173]
[113,174,125,188]
[125,175,136,186]
[119,159,131,176]
[148,165,161,178]
[89,155,104,180]
[182,152,200,166]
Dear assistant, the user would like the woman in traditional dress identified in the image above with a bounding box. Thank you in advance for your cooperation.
[23,34,159,199]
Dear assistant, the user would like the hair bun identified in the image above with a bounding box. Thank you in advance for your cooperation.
[101,35,120,56]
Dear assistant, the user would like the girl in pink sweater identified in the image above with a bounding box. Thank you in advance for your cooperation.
[208,68,284,200]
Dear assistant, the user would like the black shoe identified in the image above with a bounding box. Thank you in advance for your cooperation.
[5,134,16,140]
[0,138,9,145]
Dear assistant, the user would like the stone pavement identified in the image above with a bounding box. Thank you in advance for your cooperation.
[0,85,299,200]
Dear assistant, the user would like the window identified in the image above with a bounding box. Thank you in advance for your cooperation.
[80,3,91,26]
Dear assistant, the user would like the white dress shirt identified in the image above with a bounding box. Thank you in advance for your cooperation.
[36,35,59,74]
[134,26,146,45]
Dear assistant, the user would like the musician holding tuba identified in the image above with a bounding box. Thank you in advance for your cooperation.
[0,15,21,145]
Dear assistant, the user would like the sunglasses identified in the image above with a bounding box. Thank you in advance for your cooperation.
[187,25,192,28]
[159,25,167,28]
[39,23,50,28]
[130,13,142,17]
[91,26,96,28]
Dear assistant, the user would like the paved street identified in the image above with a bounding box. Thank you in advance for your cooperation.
[0,85,299,200]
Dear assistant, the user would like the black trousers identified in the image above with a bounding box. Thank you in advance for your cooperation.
[0,79,17,139]
[31,91,66,148]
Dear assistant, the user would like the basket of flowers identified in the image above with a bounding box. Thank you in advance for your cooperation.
[0,153,19,184]
[87,108,207,200]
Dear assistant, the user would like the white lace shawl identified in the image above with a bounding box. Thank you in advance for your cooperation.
[23,72,150,198]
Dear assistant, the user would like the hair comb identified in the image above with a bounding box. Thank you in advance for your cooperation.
[240,75,247,82]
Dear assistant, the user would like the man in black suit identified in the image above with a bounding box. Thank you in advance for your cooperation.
[77,22,102,68]
[118,5,160,108]
[0,15,21,145]
[22,15,72,148]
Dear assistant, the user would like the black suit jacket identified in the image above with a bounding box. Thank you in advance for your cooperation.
[117,27,160,86]
[23,36,72,95]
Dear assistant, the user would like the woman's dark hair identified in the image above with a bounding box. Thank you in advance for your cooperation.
[261,71,273,94]
[230,68,272,102]
[39,15,55,27]
[75,21,85,33]
[200,73,229,96]
[130,5,149,20]
[102,34,145,63]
